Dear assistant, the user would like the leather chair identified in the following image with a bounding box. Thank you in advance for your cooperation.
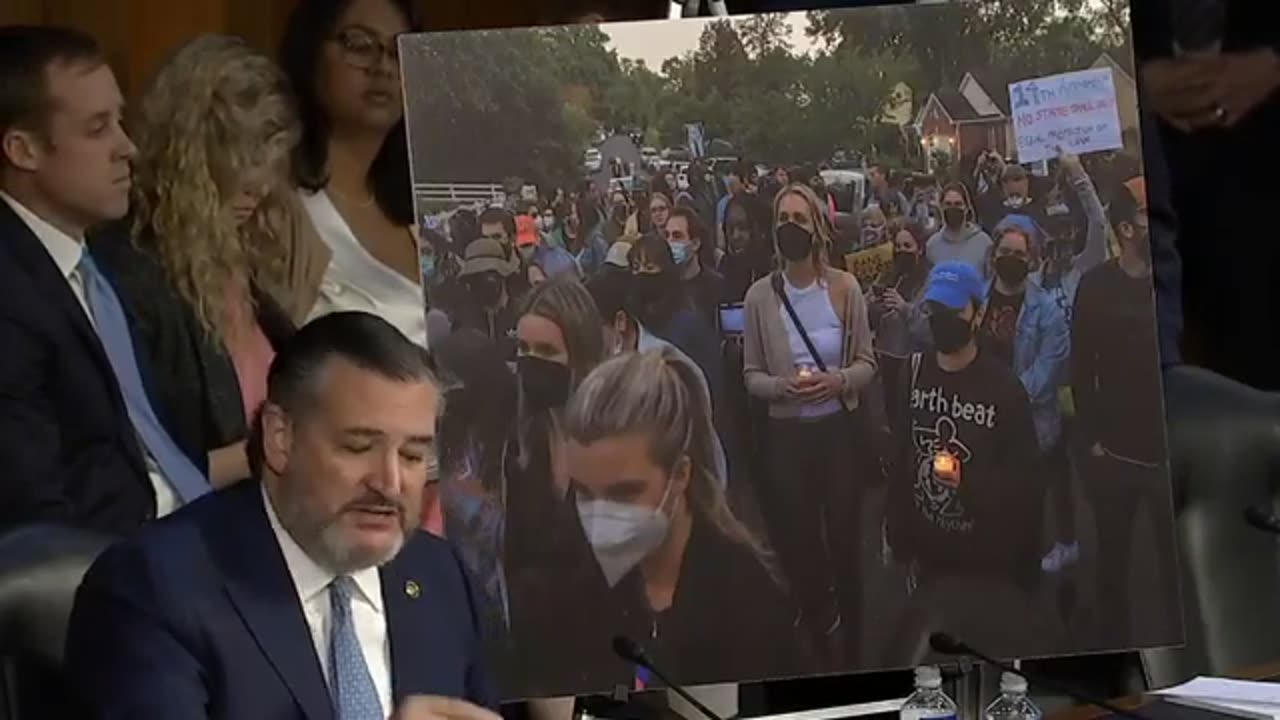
[1141,365,1280,687]
[0,524,113,720]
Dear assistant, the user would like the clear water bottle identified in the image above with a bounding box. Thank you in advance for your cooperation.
[900,666,958,720]
[985,672,1042,720]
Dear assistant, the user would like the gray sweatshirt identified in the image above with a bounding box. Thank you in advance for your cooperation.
[926,224,994,282]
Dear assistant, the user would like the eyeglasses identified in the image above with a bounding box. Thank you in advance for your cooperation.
[332,27,399,72]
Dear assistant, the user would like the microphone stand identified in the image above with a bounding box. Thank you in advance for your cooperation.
[612,637,726,720]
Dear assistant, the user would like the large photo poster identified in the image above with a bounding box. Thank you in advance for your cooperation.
[399,1,1181,699]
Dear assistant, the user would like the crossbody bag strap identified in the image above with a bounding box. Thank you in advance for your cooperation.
[772,272,850,411]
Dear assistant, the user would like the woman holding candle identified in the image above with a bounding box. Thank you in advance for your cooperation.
[741,182,876,664]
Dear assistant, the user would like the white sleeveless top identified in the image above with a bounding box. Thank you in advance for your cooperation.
[300,189,429,349]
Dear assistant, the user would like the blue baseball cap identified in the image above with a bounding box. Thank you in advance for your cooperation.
[924,261,987,311]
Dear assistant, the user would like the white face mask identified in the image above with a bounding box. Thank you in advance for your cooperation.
[576,479,674,587]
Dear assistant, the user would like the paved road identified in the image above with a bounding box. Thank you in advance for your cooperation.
[589,134,645,192]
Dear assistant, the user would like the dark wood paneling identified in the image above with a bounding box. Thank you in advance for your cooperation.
[0,0,46,25]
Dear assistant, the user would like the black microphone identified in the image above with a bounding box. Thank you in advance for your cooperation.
[611,636,726,720]
[928,632,1146,720]
[1245,505,1280,535]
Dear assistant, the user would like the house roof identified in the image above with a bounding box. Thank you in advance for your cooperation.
[960,70,1011,115]
[936,88,981,122]
[1093,51,1136,82]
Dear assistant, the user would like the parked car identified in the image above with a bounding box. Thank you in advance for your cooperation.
[584,148,603,173]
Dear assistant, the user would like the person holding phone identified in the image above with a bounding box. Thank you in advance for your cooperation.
[867,220,932,432]
[741,182,876,664]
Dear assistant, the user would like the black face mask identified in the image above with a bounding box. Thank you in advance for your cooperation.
[630,273,670,305]
[467,273,504,307]
[776,222,813,262]
[994,255,1030,285]
[929,311,974,355]
[892,251,917,276]
[942,207,966,228]
[517,355,571,412]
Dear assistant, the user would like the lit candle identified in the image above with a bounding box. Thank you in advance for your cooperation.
[933,450,960,485]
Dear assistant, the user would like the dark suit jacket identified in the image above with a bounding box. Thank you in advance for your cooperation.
[0,200,154,534]
[64,479,496,719]
[89,226,295,474]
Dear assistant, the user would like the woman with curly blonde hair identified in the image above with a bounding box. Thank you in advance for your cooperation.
[91,34,302,490]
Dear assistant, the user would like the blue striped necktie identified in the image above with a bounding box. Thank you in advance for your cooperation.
[78,252,210,504]
[328,576,384,719]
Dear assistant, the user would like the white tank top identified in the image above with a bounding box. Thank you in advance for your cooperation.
[779,276,843,418]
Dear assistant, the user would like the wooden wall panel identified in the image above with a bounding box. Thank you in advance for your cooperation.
[125,0,226,91]
[226,0,296,54]
[0,0,46,25]
[3,0,630,98]
[39,0,132,91]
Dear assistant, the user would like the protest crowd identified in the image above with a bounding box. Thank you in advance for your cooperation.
[420,133,1177,693]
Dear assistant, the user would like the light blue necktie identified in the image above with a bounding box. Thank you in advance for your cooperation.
[328,576,383,720]
[79,252,210,504]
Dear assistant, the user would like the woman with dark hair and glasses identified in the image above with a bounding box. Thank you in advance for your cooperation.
[279,0,430,349]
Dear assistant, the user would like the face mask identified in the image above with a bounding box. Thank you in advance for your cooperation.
[929,311,974,354]
[517,355,571,412]
[776,222,813,262]
[676,177,690,191]
[892,251,917,275]
[1004,195,1027,209]
[577,480,674,587]
[668,240,692,266]
[994,255,1030,285]
[943,207,966,228]
[538,216,554,231]
[467,273,504,307]
[633,271,669,298]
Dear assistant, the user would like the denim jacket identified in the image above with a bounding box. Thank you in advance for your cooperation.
[1011,279,1070,451]
[1029,166,1109,326]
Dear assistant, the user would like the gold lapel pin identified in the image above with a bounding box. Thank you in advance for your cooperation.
[405,580,421,599]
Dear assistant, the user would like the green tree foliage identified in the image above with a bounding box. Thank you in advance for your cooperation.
[404,2,1130,184]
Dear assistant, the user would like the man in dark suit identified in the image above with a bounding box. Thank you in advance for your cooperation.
[65,311,500,719]
[0,25,209,534]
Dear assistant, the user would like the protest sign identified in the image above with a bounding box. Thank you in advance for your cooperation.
[1009,67,1123,163]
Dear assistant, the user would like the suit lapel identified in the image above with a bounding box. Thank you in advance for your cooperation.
[1,206,120,398]
[212,482,334,720]
[382,543,446,701]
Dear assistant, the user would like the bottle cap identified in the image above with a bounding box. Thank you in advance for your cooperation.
[915,665,942,688]
[1000,672,1028,694]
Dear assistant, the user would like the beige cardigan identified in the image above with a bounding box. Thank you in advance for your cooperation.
[742,268,877,419]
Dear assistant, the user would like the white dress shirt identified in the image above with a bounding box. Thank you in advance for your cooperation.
[262,485,393,714]
[0,191,178,517]
[300,189,429,350]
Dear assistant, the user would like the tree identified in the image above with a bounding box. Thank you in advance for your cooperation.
[807,1,1127,99]
[807,4,988,95]
[401,29,593,191]
[539,24,624,125]
[737,14,791,59]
